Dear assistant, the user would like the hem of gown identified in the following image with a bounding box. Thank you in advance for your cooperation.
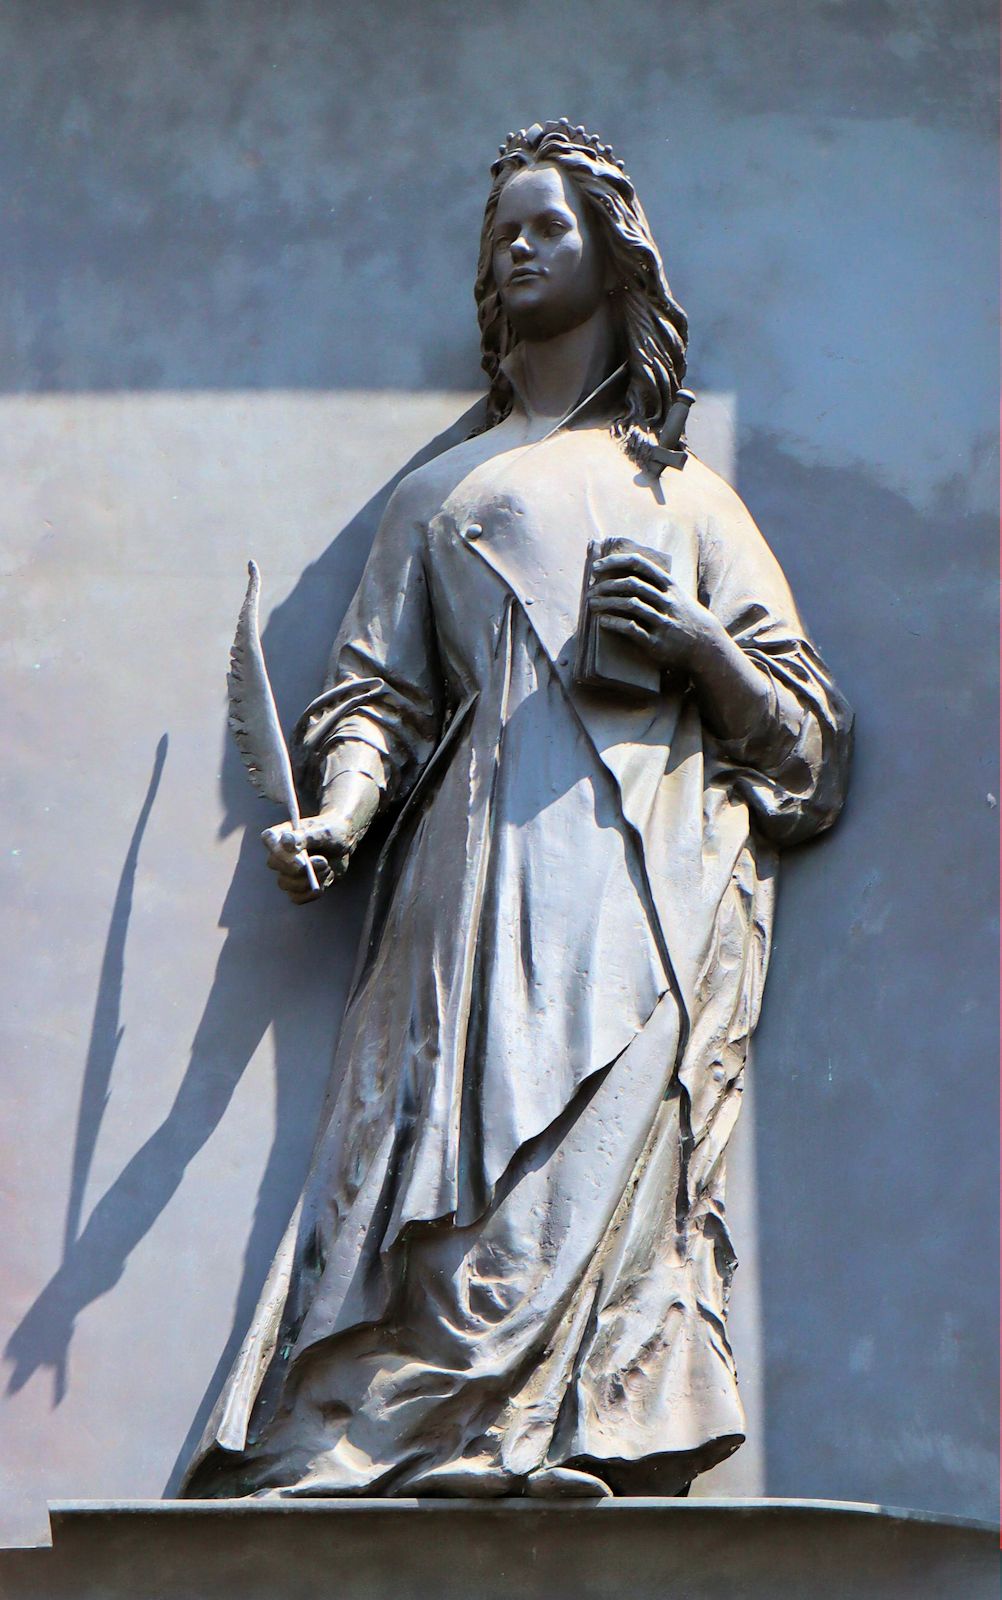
[564,1433,744,1497]
[182,1432,745,1503]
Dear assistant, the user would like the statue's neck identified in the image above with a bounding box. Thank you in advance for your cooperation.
[506,303,618,422]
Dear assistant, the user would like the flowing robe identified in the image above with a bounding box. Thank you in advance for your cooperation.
[185,399,852,1498]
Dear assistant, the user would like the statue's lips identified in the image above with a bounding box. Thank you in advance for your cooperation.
[506,267,546,286]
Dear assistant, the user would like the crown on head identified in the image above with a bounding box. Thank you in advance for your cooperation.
[494,118,627,173]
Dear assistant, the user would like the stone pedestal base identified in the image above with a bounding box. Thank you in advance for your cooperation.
[0,1498,995,1599]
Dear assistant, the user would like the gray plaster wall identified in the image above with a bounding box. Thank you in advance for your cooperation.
[0,0,997,1547]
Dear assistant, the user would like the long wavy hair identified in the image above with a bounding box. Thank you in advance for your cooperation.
[474,120,688,463]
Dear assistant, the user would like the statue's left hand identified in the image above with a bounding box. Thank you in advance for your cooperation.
[588,542,723,675]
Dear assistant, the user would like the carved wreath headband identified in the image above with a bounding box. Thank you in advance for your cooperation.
[492,119,629,177]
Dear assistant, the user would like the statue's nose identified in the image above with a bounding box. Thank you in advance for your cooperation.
[510,233,533,261]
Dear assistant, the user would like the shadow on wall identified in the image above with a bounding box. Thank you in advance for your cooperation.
[4,733,170,1408]
[739,431,998,1518]
[3,399,487,1492]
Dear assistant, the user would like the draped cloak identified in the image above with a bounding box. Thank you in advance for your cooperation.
[184,392,852,1499]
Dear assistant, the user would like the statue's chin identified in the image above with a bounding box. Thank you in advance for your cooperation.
[503,296,601,345]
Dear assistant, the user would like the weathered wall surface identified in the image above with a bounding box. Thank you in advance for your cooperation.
[0,0,997,1545]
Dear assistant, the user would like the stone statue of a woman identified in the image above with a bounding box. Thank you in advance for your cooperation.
[184,120,852,1500]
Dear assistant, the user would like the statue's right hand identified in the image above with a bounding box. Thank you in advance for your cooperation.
[261,770,382,905]
[261,812,353,905]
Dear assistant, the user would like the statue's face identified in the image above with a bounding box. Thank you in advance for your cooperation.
[493,163,608,341]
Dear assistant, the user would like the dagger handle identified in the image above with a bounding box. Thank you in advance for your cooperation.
[658,387,695,451]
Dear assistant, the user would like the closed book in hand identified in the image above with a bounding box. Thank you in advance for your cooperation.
[574,537,663,698]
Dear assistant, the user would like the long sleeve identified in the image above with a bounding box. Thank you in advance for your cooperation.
[698,480,854,846]
[292,475,444,812]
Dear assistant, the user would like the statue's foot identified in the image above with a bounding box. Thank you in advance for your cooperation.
[524,1466,613,1499]
[403,1458,517,1497]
